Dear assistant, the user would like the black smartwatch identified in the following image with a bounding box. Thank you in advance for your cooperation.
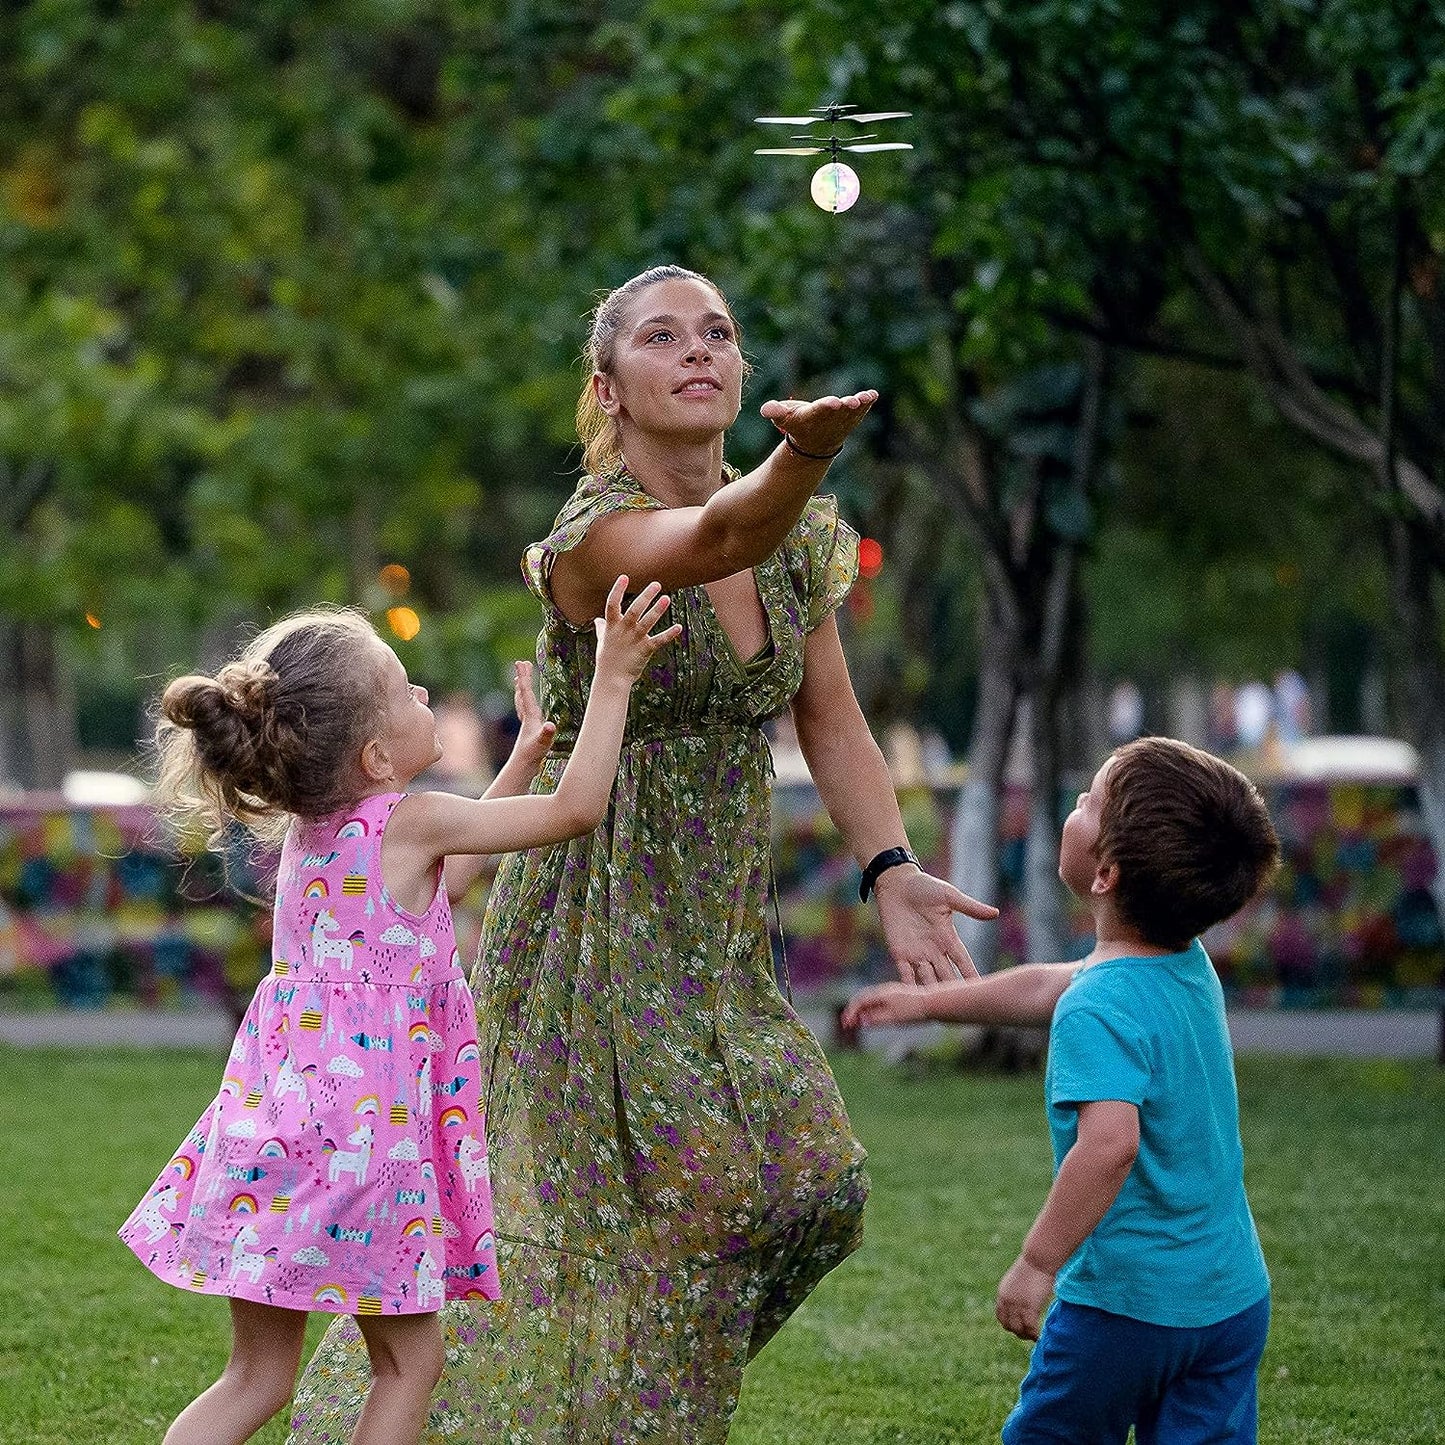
[858,846,920,902]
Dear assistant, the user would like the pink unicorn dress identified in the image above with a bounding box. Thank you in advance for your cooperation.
[120,792,500,1315]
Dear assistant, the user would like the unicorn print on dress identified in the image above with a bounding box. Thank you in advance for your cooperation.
[274,1049,315,1104]
[456,1133,489,1192]
[310,909,364,972]
[326,1124,374,1187]
[415,1248,446,1309]
[135,1183,182,1243]
[229,1223,276,1284]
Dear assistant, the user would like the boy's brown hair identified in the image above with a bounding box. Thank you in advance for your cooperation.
[1095,737,1280,950]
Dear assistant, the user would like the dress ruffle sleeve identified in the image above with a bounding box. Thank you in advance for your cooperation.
[786,494,860,633]
[521,473,666,614]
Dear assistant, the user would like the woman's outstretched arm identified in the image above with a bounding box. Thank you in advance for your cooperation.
[550,393,877,623]
[791,615,998,984]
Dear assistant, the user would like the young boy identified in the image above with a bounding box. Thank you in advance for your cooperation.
[842,737,1280,1444]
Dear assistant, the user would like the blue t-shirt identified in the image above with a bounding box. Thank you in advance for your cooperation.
[1045,940,1269,1328]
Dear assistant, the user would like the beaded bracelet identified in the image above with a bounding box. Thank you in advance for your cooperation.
[783,433,845,462]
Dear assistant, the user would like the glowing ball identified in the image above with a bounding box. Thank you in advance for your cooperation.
[810,162,860,213]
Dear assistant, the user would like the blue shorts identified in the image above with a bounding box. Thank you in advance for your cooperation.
[1001,1293,1270,1445]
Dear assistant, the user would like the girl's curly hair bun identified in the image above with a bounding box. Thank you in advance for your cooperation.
[215,659,279,720]
[152,610,385,846]
[162,661,278,735]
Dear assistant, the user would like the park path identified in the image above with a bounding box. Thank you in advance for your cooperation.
[0,1004,1437,1057]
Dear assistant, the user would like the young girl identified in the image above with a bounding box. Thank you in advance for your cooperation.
[120,577,679,1445]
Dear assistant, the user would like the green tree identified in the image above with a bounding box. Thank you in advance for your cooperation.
[944,0,1445,917]
[0,2,561,782]
[3,0,1409,975]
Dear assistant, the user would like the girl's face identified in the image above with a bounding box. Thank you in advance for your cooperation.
[1059,755,1113,897]
[372,640,442,785]
[594,276,744,443]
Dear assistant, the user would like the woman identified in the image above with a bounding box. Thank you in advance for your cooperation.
[290,265,994,1442]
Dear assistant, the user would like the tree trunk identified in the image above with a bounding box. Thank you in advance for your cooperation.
[1023,557,1076,967]
[1383,521,1445,929]
[1021,558,1086,970]
[1024,703,1067,964]
[0,617,76,791]
[1375,208,1445,931]
[1023,336,1107,964]
[951,598,1020,975]
[1023,576,1072,966]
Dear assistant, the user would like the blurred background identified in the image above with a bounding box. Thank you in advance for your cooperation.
[2,0,1443,1048]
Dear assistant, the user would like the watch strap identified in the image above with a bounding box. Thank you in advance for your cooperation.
[859,845,920,902]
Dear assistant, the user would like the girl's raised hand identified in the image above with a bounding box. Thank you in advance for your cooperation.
[510,661,557,774]
[761,389,879,460]
[594,576,683,682]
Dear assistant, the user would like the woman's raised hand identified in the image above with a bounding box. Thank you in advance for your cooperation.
[761,390,879,460]
[594,576,683,682]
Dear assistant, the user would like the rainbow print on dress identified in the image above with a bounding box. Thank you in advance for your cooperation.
[119,791,499,1315]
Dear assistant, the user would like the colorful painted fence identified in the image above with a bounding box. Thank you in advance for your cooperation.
[771,778,1444,1006]
[0,802,263,1013]
[3,779,1442,1014]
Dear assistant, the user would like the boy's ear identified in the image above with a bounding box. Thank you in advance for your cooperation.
[1091,859,1120,897]
[359,737,392,784]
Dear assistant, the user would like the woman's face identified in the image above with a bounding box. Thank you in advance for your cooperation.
[594,276,744,443]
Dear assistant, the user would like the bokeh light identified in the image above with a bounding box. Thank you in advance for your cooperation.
[386,606,421,641]
[858,538,884,578]
[84,612,102,630]
[378,563,411,597]
[848,585,874,623]
[810,162,860,213]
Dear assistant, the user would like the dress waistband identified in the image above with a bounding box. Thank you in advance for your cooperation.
[547,721,768,753]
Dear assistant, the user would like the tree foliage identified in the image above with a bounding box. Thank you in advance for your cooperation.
[1,0,1432,799]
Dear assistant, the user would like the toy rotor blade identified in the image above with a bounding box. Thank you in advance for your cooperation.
[754,147,825,155]
[844,142,914,152]
[755,116,818,125]
[847,111,912,122]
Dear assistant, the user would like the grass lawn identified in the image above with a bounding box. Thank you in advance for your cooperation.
[1,1045,1440,1444]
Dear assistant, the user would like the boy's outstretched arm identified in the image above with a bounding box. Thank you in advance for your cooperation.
[996,1098,1139,1341]
[840,962,1079,1032]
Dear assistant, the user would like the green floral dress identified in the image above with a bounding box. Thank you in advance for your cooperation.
[289,470,869,1443]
